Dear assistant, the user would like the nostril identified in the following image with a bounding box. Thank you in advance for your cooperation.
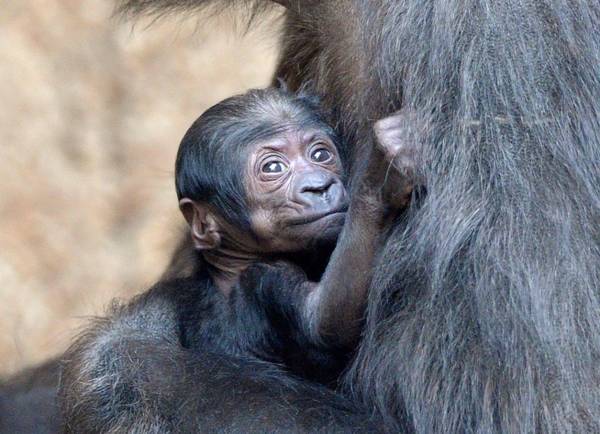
[301,179,334,195]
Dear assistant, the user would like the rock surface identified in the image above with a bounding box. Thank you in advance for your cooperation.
[0,0,279,375]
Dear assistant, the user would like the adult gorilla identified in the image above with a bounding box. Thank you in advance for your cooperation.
[121,1,600,432]
[120,0,600,433]
[4,1,599,433]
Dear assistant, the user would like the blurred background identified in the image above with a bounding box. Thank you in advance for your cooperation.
[0,0,281,375]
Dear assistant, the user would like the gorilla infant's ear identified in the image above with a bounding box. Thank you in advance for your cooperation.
[179,199,221,251]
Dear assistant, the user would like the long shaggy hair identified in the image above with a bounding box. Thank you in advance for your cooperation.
[344,2,600,433]
[119,1,600,432]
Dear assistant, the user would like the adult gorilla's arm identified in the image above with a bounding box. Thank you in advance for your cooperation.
[59,281,380,433]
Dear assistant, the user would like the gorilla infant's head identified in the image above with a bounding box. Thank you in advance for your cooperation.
[176,87,348,256]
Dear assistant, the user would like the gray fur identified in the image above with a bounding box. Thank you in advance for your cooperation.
[343,2,600,433]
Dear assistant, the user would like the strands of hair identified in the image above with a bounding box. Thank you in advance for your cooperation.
[343,2,600,432]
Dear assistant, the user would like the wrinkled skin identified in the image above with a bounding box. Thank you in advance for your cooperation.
[246,128,347,251]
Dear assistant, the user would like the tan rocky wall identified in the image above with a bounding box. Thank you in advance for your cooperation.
[0,0,280,375]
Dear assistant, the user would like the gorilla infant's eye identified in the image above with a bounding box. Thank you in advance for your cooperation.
[262,160,288,174]
[310,147,333,163]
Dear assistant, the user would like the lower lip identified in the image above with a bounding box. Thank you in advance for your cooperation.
[288,210,346,226]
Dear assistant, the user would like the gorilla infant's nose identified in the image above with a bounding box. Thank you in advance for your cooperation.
[300,175,335,197]
[295,172,345,210]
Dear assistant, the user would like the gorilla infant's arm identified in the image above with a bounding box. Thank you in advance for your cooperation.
[303,113,418,347]
[219,108,418,355]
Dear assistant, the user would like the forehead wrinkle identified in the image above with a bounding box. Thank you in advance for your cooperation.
[257,128,337,162]
[246,123,300,150]
[244,123,293,148]
[301,127,334,144]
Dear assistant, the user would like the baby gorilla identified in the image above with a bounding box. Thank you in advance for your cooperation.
[174,88,413,368]
[59,87,417,432]
[176,88,349,295]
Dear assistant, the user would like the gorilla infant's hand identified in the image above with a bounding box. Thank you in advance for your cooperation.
[373,110,425,209]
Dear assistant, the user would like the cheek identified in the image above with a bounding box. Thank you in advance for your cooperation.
[248,191,292,229]
[249,208,309,252]
[249,206,295,251]
[249,208,277,240]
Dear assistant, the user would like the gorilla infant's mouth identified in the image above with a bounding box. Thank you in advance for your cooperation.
[287,206,348,226]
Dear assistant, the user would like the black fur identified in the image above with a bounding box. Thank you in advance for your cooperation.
[59,264,377,433]
[0,360,61,434]
[350,3,600,433]
[57,86,377,432]
[178,263,349,384]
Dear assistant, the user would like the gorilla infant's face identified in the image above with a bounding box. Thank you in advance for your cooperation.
[244,127,348,253]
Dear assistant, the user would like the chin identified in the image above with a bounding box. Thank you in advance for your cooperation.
[320,214,346,237]
[302,212,346,244]
[274,211,346,251]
